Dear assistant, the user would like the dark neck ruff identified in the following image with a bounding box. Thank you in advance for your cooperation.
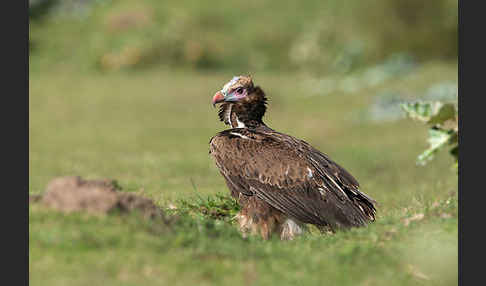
[229,111,263,129]
[218,87,267,129]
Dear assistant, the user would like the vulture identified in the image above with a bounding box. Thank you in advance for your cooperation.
[209,75,376,240]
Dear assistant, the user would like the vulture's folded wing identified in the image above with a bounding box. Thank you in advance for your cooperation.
[210,129,376,229]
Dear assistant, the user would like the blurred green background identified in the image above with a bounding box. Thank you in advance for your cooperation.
[30,0,457,74]
[29,1,458,286]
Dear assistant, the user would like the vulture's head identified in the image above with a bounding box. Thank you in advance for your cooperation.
[212,75,267,128]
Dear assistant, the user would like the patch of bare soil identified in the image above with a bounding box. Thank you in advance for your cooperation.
[30,176,165,220]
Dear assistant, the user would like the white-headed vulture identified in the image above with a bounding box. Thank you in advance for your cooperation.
[209,75,376,240]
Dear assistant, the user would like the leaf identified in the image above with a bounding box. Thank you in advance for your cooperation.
[402,99,458,171]
[416,128,454,165]
[401,101,457,125]
[401,101,440,122]
[427,103,457,125]
[449,145,458,160]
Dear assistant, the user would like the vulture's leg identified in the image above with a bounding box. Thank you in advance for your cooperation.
[279,217,306,240]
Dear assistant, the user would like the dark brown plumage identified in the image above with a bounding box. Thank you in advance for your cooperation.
[209,76,376,240]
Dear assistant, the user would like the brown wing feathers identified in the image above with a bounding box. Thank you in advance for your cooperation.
[304,145,377,221]
[210,129,376,230]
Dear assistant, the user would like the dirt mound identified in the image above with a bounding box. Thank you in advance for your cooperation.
[115,192,165,219]
[41,176,119,214]
[30,176,165,219]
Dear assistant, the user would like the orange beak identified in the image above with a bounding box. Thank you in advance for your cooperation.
[212,91,225,107]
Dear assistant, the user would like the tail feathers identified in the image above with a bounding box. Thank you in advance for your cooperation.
[353,190,377,221]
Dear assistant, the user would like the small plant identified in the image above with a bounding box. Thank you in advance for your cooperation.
[170,193,241,223]
[401,100,458,170]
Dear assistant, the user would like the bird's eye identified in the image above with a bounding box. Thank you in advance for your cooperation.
[236,87,244,94]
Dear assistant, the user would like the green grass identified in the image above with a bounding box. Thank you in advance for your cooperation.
[29,61,457,285]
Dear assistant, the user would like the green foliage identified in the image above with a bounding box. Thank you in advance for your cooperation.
[401,100,458,169]
[29,0,457,73]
